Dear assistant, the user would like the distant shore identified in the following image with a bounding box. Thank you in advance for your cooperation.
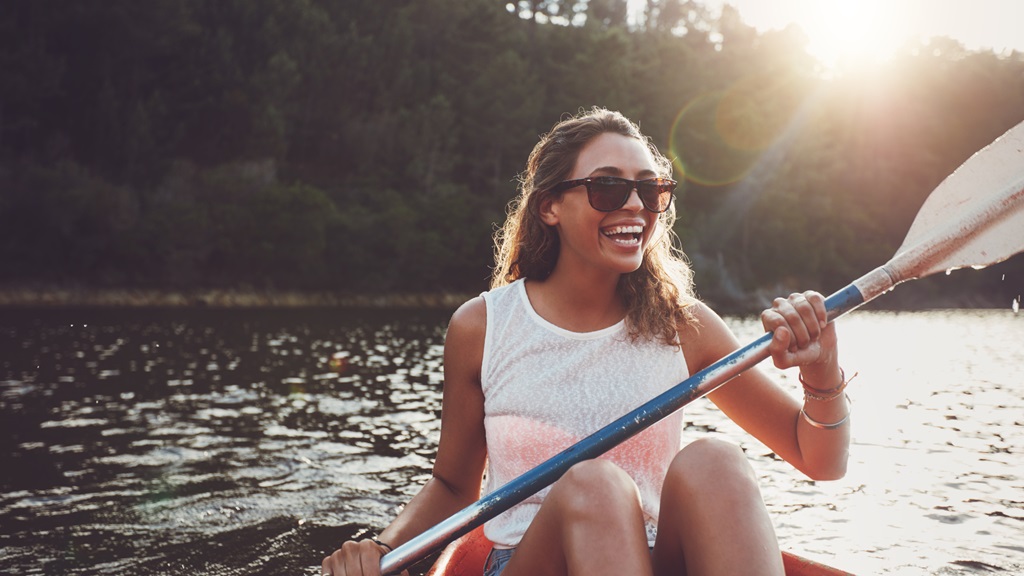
[0,285,1016,314]
[0,286,472,309]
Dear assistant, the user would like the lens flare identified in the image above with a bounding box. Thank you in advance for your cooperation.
[670,92,756,187]
[670,72,806,187]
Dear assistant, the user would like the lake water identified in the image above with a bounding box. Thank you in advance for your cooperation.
[0,307,1021,575]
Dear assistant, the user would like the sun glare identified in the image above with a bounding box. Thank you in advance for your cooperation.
[801,0,911,70]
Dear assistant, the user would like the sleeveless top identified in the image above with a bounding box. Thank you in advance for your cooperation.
[480,279,690,547]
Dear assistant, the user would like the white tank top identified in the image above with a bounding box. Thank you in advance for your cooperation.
[480,279,690,547]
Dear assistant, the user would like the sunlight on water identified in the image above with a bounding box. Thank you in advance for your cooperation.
[0,308,1021,575]
[721,309,1024,575]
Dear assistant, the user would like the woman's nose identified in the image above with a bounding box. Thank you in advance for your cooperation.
[621,187,644,211]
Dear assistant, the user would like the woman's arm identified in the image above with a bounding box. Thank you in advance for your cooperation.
[322,297,489,575]
[685,294,849,481]
[378,297,489,544]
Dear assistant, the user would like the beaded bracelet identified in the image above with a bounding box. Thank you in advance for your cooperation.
[800,394,851,429]
[800,367,857,402]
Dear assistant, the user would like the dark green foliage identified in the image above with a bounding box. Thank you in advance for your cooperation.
[1,0,1022,306]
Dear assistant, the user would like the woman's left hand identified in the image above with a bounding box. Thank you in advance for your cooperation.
[760,291,838,376]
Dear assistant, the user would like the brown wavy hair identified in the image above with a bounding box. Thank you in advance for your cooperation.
[491,107,697,345]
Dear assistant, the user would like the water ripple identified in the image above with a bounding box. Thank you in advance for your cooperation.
[1,308,1020,574]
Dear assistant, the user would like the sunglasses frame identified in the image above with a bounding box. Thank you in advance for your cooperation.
[549,176,676,213]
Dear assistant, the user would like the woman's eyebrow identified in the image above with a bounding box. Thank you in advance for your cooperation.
[588,166,658,178]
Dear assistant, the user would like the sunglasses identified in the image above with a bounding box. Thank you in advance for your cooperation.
[549,176,676,213]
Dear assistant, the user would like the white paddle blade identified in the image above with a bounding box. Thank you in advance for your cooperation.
[892,120,1024,280]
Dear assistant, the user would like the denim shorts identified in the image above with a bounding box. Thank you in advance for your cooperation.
[482,548,515,576]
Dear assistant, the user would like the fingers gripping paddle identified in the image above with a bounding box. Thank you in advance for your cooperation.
[379,121,1024,575]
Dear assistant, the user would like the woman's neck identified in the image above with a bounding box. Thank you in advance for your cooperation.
[525,264,626,333]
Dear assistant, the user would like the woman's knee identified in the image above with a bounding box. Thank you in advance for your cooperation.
[550,459,642,516]
[658,439,782,575]
[666,437,759,497]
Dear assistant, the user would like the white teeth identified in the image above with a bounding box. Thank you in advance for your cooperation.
[603,225,643,235]
[602,224,643,246]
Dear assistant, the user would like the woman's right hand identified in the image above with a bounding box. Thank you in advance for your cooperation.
[321,539,404,576]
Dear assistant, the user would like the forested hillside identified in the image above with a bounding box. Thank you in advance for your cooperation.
[2,0,1022,308]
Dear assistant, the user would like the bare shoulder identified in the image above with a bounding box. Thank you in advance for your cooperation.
[443,296,487,375]
[677,300,728,342]
[678,300,741,373]
[447,296,486,342]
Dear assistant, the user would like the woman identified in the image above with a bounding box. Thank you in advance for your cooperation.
[322,107,851,576]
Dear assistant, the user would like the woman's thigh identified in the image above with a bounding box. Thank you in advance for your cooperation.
[485,547,658,576]
[653,438,784,576]
[500,459,653,576]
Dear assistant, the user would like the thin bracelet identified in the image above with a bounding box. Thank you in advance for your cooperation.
[800,367,856,402]
[371,538,393,553]
[800,394,851,429]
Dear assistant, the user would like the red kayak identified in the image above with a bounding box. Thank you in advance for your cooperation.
[426,526,852,576]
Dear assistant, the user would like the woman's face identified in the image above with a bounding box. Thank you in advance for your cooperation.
[543,132,663,277]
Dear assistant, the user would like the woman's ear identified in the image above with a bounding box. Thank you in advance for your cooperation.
[539,195,560,226]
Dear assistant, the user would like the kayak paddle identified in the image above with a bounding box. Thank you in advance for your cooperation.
[379,119,1024,575]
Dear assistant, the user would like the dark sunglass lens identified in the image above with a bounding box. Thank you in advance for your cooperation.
[588,178,631,211]
[638,180,674,212]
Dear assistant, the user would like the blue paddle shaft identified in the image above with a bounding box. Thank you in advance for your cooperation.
[379,284,868,574]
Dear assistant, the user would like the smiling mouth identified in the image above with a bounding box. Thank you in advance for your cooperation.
[602,225,643,246]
